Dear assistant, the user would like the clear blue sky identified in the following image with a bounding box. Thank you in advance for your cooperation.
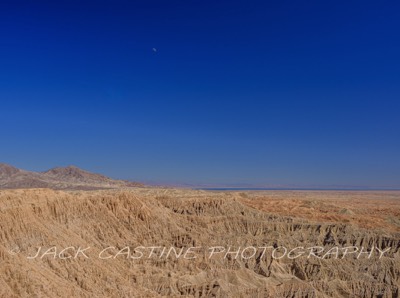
[1,0,399,188]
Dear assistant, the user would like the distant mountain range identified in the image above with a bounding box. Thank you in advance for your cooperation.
[0,163,143,190]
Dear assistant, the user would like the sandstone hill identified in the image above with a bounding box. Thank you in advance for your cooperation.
[0,188,399,297]
[0,163,143,190]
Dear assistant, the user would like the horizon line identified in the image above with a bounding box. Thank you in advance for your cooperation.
[195,187,400,191]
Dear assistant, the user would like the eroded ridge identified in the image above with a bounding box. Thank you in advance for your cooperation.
[0,189,399,297]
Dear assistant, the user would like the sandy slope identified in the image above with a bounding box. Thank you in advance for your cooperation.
[0,188,399,297]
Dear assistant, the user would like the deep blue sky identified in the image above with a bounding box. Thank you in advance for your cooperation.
[1,0,399,188]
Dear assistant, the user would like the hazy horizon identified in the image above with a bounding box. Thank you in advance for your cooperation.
[1,162,399,190]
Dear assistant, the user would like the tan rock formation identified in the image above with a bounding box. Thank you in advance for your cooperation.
[0,188,399,297]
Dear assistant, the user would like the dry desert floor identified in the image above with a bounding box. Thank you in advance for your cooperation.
[0,188,399,297]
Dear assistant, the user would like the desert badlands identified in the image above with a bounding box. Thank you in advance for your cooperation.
[0,185,399,297]
[2,0,400,296]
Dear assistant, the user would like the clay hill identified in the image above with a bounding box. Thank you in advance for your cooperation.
[0,188,399,297]
[0,163,143,190]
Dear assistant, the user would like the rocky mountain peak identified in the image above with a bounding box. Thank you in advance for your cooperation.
[0,163,20,178]
[0,163,143,190]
